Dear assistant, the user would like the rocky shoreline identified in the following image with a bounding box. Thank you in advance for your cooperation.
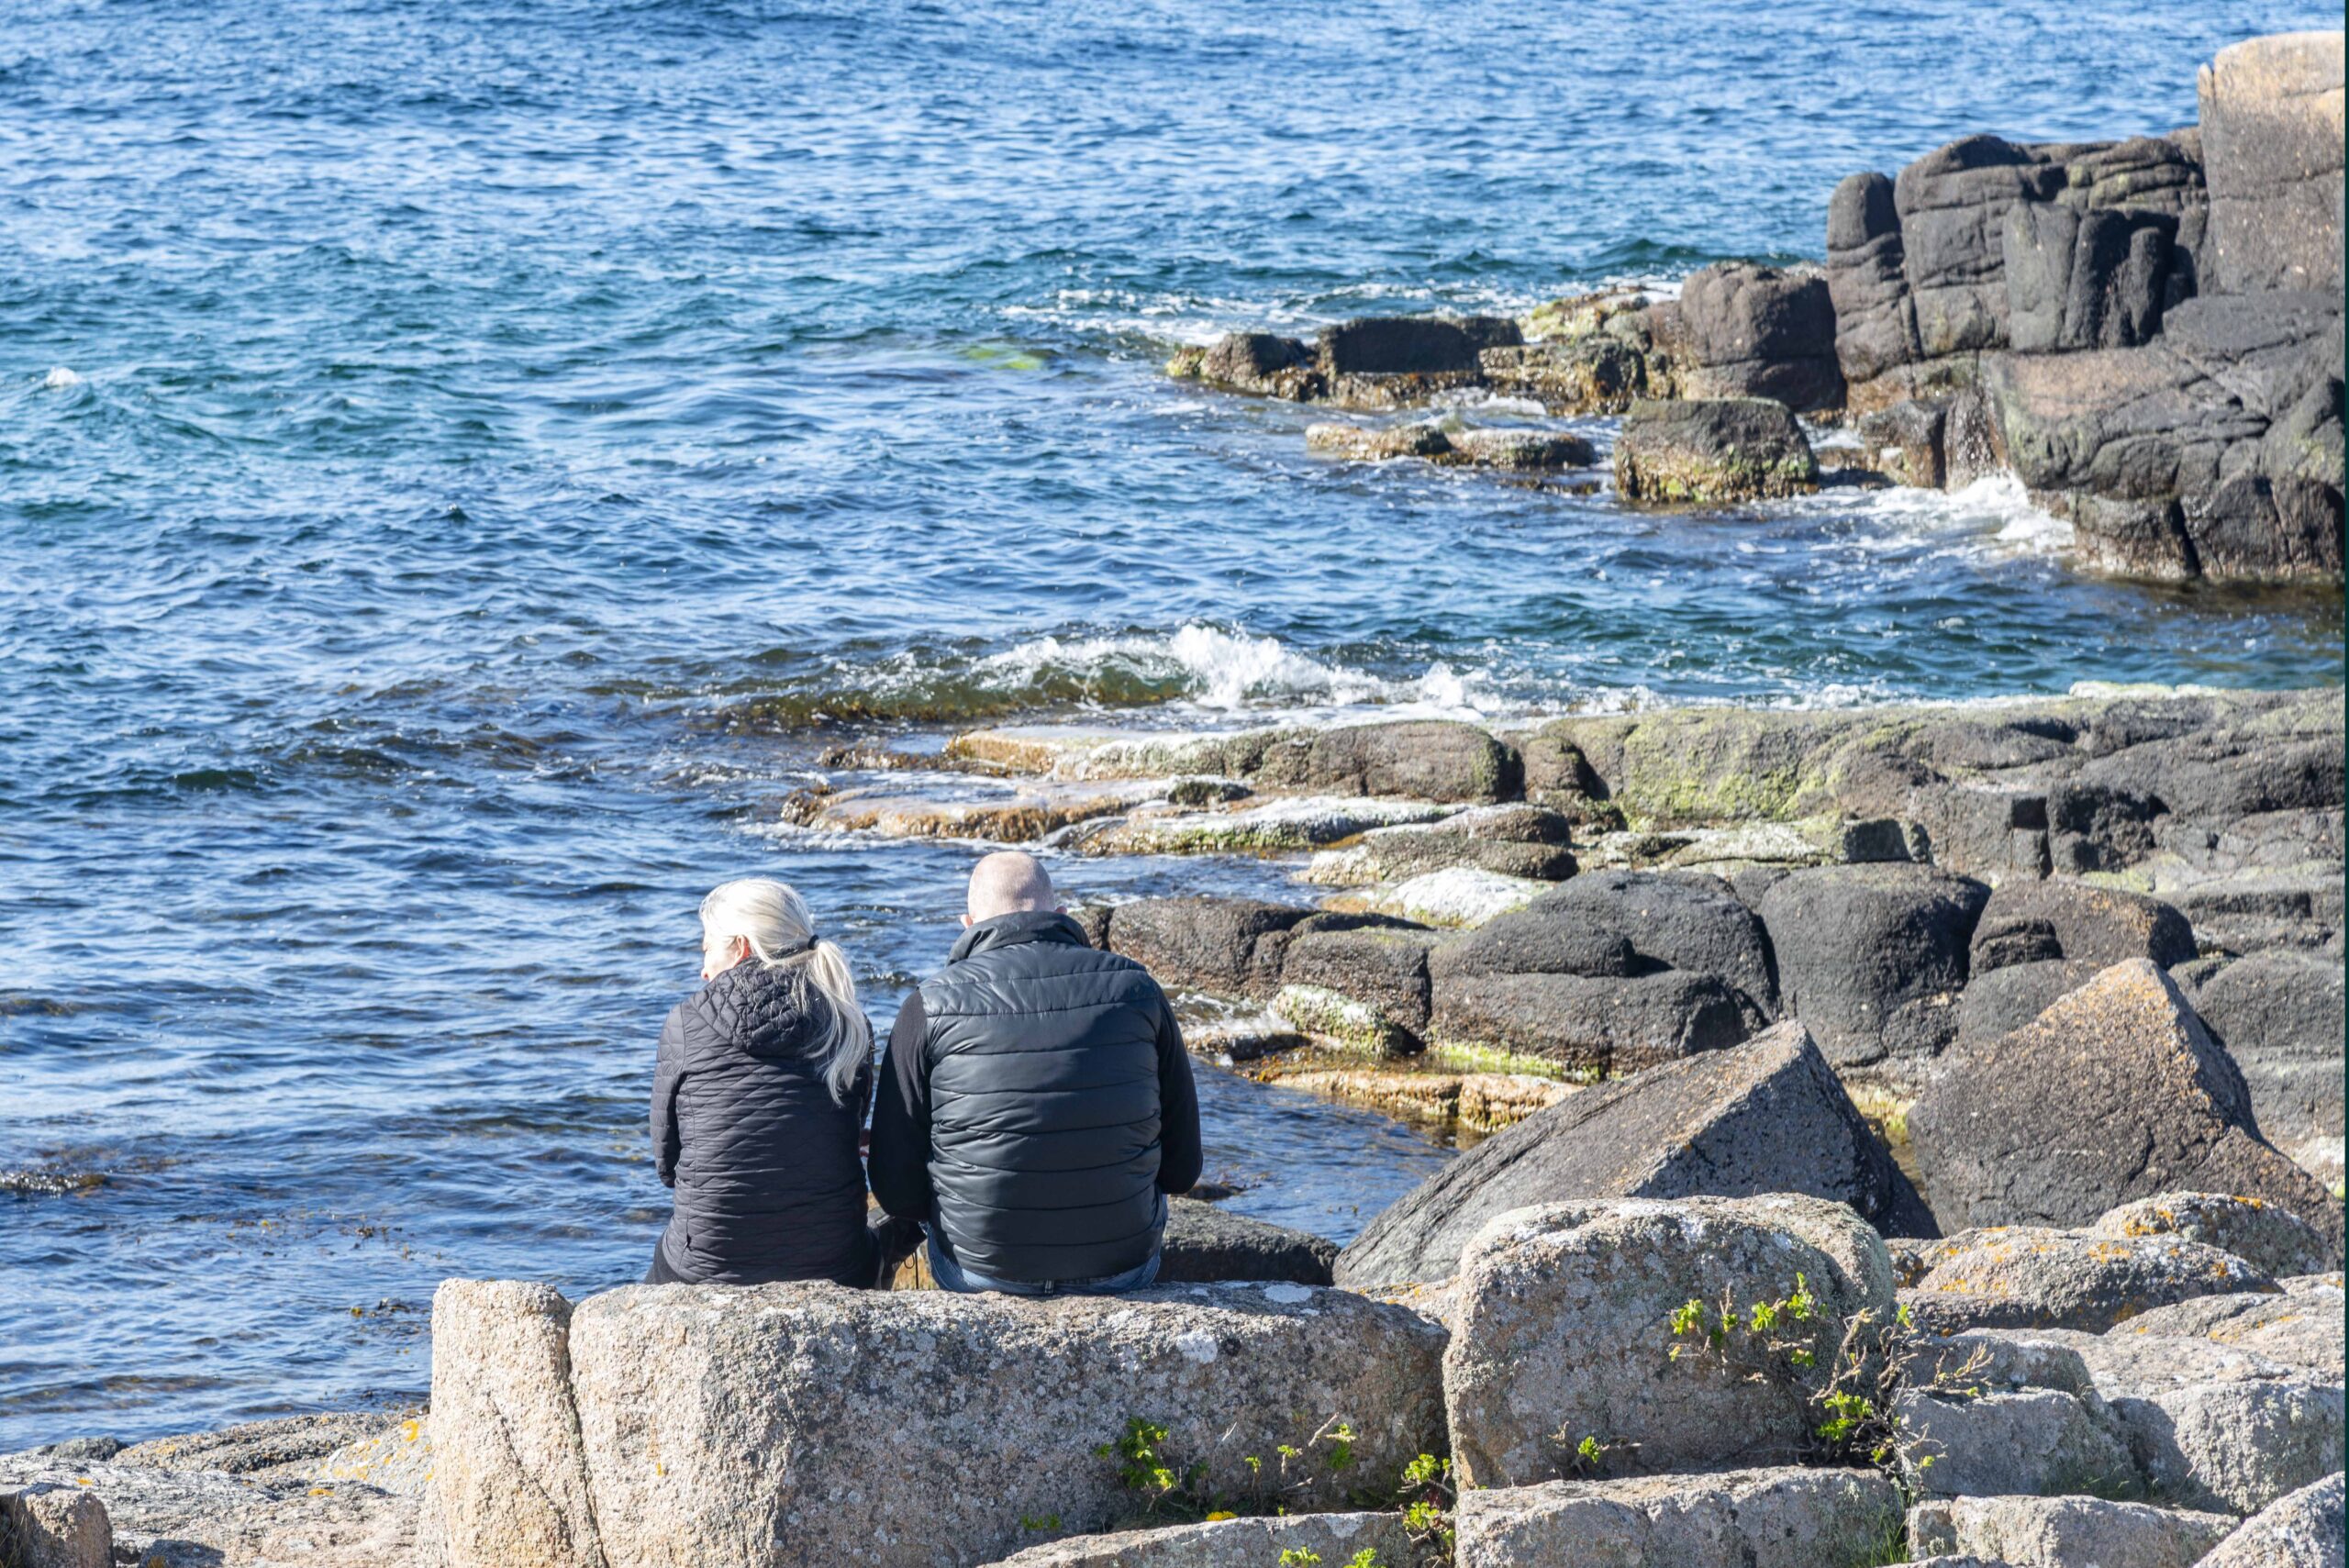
[6,28,2343,1568]
[1169,32,2346,584]
[11,679,2342,1567]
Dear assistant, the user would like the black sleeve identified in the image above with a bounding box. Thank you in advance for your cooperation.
[1153,997,1202,1196]
[651,1006,685,1188]
[866,992,936,1221]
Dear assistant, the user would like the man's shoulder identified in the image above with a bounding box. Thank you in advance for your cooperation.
[921,940,1163,1008]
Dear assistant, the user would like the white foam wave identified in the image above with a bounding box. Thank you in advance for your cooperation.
[42,366,81,390]
[1003,273,1687,351]
[977,623,1513,718]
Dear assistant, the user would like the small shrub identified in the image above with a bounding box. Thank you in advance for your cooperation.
[1661,1282,1987,1482]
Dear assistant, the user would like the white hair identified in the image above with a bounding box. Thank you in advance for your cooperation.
[698,877,873,1104]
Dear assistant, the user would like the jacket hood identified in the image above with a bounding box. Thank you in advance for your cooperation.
[947,909,1093,965]
[696,959,820,1061]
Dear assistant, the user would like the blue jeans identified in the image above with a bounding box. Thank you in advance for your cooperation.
[928,1203,1164,1296]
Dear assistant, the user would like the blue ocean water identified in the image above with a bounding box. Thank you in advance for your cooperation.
[1,0,2341,1449]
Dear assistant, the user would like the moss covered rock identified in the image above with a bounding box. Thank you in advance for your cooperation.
[1613,396,1821,503]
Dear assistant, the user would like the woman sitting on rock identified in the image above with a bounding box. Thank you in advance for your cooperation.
[647,876,881,1287]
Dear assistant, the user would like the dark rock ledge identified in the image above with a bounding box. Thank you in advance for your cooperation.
[1173,31,2345,584]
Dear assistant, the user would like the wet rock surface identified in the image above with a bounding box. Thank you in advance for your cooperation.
[1169,33,2342,584]
[1612,396,1821,503]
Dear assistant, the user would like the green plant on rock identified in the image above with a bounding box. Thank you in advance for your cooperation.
[1093,1413,1367,1525]
[1391,1450,1456,1556]
[1662,1279,1987,1483]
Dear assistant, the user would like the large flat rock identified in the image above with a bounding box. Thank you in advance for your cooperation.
[981,1511,1416,1567]
[1453,1466,1903,1568]
[1335,1023,1932,1288]
[1441,1195,1894,1485]
[551,1281,1447,1568]
[1909,959,2343,1256]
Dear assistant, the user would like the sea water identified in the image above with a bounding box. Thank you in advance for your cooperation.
[0,0,2340,1446]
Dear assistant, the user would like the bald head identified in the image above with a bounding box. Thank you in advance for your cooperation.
[966,851,1057,923]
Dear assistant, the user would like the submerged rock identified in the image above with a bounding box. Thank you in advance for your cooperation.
[1180,331,1318,399]
[1335,1022,1932,1288]
[1247,1061,1573,1133]
[1304,420,1451,461]
[1442,427,1598,470]
[1612,396,1821,503]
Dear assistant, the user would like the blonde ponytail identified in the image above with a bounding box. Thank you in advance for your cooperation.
[699,877,874,1104]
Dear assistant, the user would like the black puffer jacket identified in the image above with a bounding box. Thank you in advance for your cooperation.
[869,911,1200,1284]
[651,960,874,1286]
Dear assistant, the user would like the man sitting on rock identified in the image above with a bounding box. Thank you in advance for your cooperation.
[869,850,1200,1295]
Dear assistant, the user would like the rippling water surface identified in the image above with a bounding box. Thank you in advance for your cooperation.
[3,0,2342,1448]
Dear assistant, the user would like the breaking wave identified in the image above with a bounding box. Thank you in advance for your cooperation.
[716,624,1539,731]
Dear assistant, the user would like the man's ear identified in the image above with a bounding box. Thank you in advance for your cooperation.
[960,913,973,929]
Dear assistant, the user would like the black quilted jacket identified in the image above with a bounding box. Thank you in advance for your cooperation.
[650,959,874,1285]
[869,911,1200,1283]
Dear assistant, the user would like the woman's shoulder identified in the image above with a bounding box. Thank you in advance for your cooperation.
[662,973,740,1052]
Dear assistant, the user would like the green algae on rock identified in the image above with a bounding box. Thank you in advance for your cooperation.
[1612,397,1822,503]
